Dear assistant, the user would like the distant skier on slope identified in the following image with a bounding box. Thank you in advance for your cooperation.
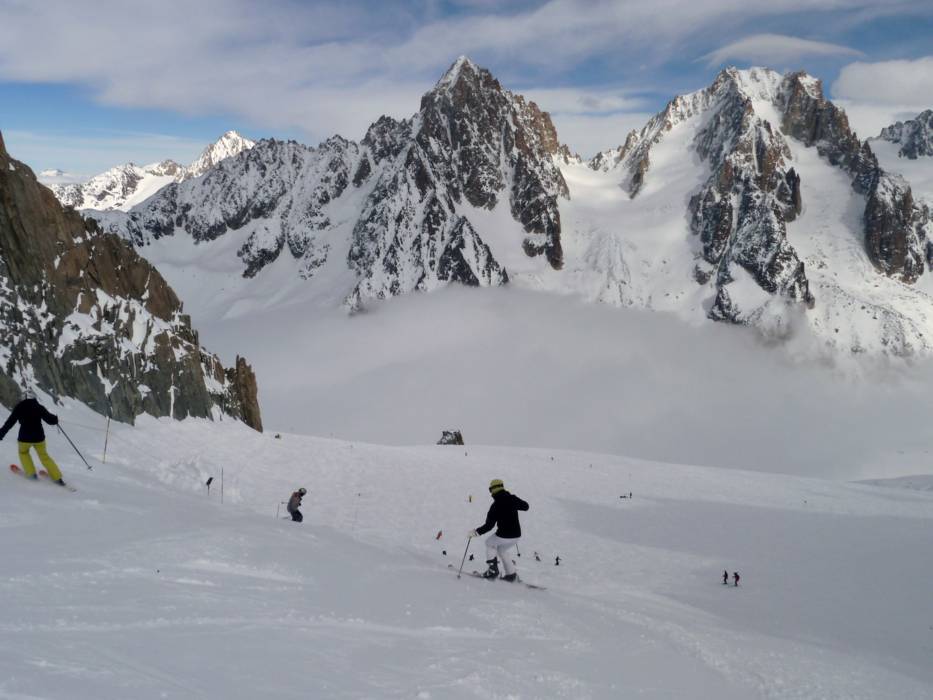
[733,571,740,587]
[287,487,307,522]
[723,569,728,585]
[468,479,529,582]
[0,389,67,486]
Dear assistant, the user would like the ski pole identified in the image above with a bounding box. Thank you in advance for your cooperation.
[58,424,93,470]
[456,537,472,579]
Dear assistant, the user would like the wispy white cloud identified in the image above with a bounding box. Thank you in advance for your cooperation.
[523,86,649,115]
[0,0,930,163]
[703,34,863,68]
[831,56,933,136]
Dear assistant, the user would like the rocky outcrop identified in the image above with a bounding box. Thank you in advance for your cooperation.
[595,68,815,322]
[687,70,813,321]
[0,130,262,430]
[780,73,930,283]
[416,57,568,268]
[347,56,565,304]
[437,430,464,445]
[590,67,931,323]
[878,110,933,160]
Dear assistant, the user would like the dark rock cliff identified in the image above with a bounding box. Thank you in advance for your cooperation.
[0,131,262,430]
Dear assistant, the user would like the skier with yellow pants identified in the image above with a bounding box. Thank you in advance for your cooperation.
[0,389,66,485]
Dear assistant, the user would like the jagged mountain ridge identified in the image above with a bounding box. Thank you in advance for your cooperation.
[582,67,933,353]
[877,110,933,160]
[93,57,566,310]
[49,131,255,212]
[0,130,262,430]
[88,59,933,356]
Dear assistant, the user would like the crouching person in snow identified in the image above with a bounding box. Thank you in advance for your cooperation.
[287,487,307,522]
[0,389,66,485]
[469,479,529,582]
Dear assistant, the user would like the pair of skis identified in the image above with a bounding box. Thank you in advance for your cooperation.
[9,464,77,491]
[448,563,545,590]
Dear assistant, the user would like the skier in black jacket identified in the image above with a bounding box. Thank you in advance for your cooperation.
[469,479,529,582]
[0,389,66,484]
[287,487,306,522]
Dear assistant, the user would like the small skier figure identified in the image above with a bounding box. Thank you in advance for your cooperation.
[468,479,529,583]
[722,570,728,585]
[0,389,66,486]
[733,571,740,587]
[287,487,307,522]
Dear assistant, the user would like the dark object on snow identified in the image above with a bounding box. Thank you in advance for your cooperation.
[206,477,214,487]
[436,530,443,540]
[287,487,306,523]
[482,558,499,579]
[469,554,474,561]
[555,556,561,566]
[274,433,281,439]
[0,398,58,443]
[722,569,728,585]
[475,488,529,539]
[534,552,541,562]
[437,430,464,445]
[733,571,740,587]
[442,550,447,556]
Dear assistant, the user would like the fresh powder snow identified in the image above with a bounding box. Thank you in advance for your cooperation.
[2,401,932,699]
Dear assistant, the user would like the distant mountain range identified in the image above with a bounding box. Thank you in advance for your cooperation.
[47,57,933,357]
[46,131,254,211]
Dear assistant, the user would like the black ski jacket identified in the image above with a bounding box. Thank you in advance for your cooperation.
[287,491,303,513]
[0,399,58,443]
[476,490,529,539]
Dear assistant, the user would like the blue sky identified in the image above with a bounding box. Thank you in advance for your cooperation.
[1,0,932,177]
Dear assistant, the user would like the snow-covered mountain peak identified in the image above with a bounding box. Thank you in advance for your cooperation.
[186,130,256,179]
[432,55,480,92]
[48,131,255,212]
[144,159,184,177]
[878,109,933,159]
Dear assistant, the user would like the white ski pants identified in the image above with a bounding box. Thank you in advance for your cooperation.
[485,534,519,576]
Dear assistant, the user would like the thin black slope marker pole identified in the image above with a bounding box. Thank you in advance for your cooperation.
[457,538,472,579]
[59,424,93,471]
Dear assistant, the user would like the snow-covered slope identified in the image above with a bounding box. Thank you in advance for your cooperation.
[48,131,255,212]
[5,406,933,699]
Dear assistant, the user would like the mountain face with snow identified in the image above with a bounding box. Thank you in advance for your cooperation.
[92,58,566,310]
[582,68,933,352]
[878,110,933,160]
[88,60,933,356]
[0,130,262,430]
[48,131,255,212]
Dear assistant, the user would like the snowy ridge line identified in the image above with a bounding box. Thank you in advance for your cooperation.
[46,131,256,212]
